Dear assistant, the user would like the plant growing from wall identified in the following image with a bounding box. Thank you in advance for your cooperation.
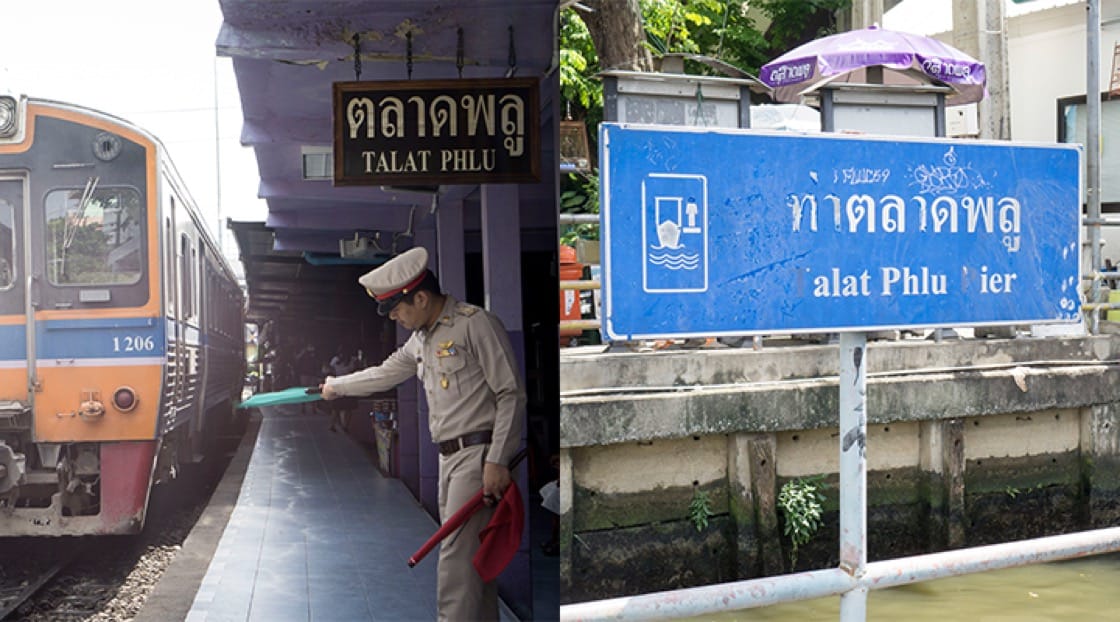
[778,475,827,568]
[688,488,715,532]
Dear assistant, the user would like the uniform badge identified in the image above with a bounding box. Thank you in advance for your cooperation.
[436,340,457,358]
[440,375,449,389]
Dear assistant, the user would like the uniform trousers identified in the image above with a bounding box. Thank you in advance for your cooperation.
[437,443,497,621]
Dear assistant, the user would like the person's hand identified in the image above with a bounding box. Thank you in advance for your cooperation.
[482,462,511,506]
[320,380,338,400]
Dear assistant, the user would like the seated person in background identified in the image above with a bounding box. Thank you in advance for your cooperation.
[328,346,358,432]
[295,343,320,414]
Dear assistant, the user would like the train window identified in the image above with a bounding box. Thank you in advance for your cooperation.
[44,185,142,286]
[165,216,174,310]
[180,234,193,316]
[0,197,13,289]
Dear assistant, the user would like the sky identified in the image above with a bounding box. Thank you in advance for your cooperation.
[884,0,1076,35]
[0,0,1076,270]
[0,0,268,267]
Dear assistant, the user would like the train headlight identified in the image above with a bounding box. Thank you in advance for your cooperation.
[0,96,17,138]
[112,386,138,413]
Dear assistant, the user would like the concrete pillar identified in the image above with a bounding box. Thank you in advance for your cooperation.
[728,433,783,576]
[559,447,573,600]
[480,184,531,609]
[920,418,965,549]
[436,199,466,301]
[728,434,754,576]
[1081,403,1120,528]
[952,0,1011,139]
[848,0,884,29]
[416,230,438,517]
[941,419,966,548]
[481,184,524,334]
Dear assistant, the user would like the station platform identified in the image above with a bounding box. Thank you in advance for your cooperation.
[136,402,556,621]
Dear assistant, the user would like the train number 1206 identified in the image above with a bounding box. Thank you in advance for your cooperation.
[113,335,156,352]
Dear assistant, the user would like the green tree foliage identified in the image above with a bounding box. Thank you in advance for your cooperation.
[559,173,599,246]
[561,9,602,115]
[757,0,853,53]
[642,0,770,75]
[559,0,852,241]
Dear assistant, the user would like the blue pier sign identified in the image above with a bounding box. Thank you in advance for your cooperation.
[599,123,1082,341]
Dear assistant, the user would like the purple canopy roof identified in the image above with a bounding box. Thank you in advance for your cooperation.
[760,26,987,105]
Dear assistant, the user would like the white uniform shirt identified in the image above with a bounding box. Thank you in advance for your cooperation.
[327,296,525,467]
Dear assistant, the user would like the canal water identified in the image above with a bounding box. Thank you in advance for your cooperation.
[679,554,1120,621]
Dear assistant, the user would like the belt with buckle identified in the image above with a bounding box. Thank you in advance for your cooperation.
[438,430,493,456]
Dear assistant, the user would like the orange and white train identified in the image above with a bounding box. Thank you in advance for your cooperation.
[0,95,244,535]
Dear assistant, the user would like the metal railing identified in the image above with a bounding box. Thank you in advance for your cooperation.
[1080,219,1120,333]
[560,526,1120,620]
[559,279,600,334]
[560,218,1120,621]
[560,331,1120,621]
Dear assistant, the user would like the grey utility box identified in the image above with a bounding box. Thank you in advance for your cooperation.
[599,56,769,128]
[816,82,951,137]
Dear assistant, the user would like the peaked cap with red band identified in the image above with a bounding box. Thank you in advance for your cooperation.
[358,247,430,315]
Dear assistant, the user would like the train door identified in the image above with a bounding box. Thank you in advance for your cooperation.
[164,195,181,431]
[29,175,155,445]
[193,246,210,443]
[0,176,28,406]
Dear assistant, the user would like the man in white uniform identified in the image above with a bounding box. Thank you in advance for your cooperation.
[321,247,525,621]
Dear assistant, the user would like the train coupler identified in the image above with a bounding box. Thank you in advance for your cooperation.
[0,441,27,502]
[0,400,31,431]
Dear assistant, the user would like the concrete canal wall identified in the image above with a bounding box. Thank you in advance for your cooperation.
[558,335,1120,603]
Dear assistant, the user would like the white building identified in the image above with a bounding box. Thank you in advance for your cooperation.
[890,0,1120,261]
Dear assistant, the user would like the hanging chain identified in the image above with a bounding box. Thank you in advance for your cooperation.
[406,31,413,79]
[694,82,706,126]
[456,28,465,78]
[352,34,362,81]
[507,25,516,73]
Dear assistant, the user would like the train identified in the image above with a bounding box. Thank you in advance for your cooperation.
[0,94,244,535]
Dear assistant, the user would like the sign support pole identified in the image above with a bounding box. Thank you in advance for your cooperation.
[838,331,868,620]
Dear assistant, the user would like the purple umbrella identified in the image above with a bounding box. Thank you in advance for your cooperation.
[760,26,986,106]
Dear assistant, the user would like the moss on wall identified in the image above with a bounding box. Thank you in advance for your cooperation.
[573,479,728,532]
[566,516,735,604]
[963,452,1080,495]
[566,451,1120,600]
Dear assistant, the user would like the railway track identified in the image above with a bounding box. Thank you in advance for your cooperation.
[0,538,83,620]
[0,429,243,621]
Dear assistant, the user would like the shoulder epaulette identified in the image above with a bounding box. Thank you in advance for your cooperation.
[455,302,480,317]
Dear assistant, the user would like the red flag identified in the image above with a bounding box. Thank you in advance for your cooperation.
[473,482,524,582]
[408,448,527,569]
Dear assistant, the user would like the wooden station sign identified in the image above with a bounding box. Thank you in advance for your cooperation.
[333,77,540,186]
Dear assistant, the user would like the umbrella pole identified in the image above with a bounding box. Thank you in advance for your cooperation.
[407,448,529,567]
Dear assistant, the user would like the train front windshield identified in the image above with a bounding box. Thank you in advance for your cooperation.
[43,183,143,287]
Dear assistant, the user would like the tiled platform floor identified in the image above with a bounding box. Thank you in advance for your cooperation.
[183,403,523,622]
